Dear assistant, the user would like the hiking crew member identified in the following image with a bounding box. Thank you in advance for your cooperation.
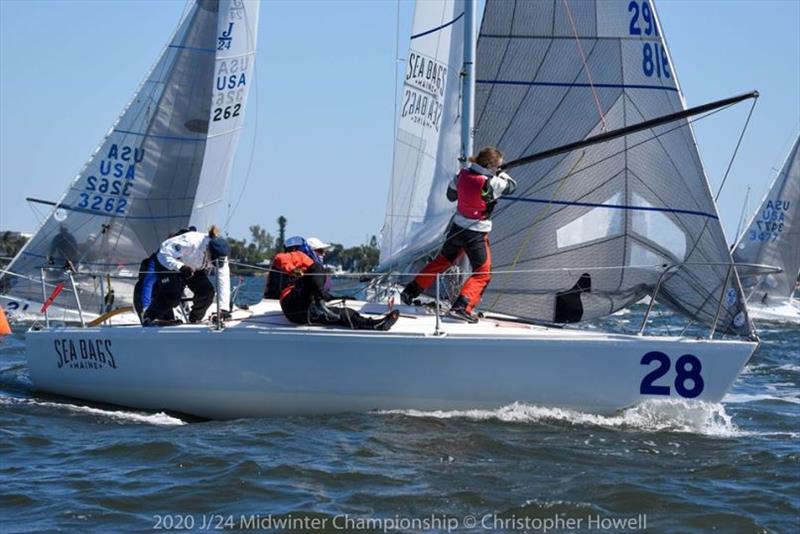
[400,146,516,322]
[143,226,230,325]
[264,236,326,299]
[135,226,196,322]
[275,236,399,331]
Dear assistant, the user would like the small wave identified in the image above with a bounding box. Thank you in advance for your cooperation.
[723,392,800,405]
[380,400,745,437]
[0,335,26,350]
[777,364,800,373]
[0,396,185,426]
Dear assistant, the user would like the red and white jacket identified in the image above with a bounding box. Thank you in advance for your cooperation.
[448,163,516,232]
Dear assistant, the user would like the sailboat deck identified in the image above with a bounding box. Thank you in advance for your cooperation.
[114,299,721,345]
[229,299,568,339]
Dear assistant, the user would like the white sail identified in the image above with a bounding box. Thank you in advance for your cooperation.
[379,0,752,337]
[734,133,800,303]
[191,0,259,230]
[475,0,752,335]
[0,0,259,316]
[379,0,465,270]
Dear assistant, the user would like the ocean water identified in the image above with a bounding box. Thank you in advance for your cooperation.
[1,278,798,533]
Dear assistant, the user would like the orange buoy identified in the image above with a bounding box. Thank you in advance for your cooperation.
[0,307,11,336]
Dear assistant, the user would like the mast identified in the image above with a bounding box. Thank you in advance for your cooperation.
[460,0,476,163]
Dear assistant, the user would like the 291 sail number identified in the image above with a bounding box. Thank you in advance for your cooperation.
[640,351,704,398]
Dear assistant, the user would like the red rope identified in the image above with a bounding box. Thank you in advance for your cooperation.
[562,0,607,130]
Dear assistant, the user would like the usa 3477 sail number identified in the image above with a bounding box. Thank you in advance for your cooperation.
[640,351,704,398]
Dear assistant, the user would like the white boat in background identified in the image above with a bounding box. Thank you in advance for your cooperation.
[0,0,257,324]
[733,134,800,324]
[741,298,799,324]
[18,0,760,419]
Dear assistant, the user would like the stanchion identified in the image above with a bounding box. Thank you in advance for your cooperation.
[66,271,85,328]
[40,268,49,328]
[434,273,442,336]
[214,260,223,331]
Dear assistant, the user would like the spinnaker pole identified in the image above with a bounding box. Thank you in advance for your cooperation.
[460,0,477,164]
[501,91,759,171]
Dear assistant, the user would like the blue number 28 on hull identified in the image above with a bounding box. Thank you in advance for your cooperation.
[640,351,705,398]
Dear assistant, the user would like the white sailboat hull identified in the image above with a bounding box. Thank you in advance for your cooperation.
[24,302,757,419]
[747,298,800,324]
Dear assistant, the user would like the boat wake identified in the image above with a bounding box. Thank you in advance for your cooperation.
[0,396,186,426]
[379,400,746,437]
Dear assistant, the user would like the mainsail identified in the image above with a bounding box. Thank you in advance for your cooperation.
[733,133,800,303]
[379,0,465,269]
[0,0,259,314]
[380,0,752,336]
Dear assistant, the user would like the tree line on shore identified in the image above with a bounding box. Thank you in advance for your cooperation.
[229,217,380,273]
[0,216,380,273]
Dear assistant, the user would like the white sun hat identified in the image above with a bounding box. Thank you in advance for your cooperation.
[306,237,332,250]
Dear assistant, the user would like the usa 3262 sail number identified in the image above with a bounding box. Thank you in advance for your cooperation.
[640,351,704,398]
[79,176,132,214]
[77,194,128,214]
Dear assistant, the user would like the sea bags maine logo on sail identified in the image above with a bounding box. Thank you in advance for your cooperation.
[403,48,451,132]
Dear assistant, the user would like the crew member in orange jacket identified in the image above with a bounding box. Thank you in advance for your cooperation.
[273,236,399,331]
[400,146,516,322]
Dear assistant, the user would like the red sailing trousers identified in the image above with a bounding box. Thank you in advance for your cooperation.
[414,223,492,313]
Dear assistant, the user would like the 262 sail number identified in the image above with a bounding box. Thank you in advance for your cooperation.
[640,351,704,398]
[212,103,241,122]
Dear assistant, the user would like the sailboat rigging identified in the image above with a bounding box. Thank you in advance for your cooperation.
[13,0,760,419]
[501,91,758,172]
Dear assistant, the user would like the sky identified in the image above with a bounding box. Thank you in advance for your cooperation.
[1,0,798,247]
